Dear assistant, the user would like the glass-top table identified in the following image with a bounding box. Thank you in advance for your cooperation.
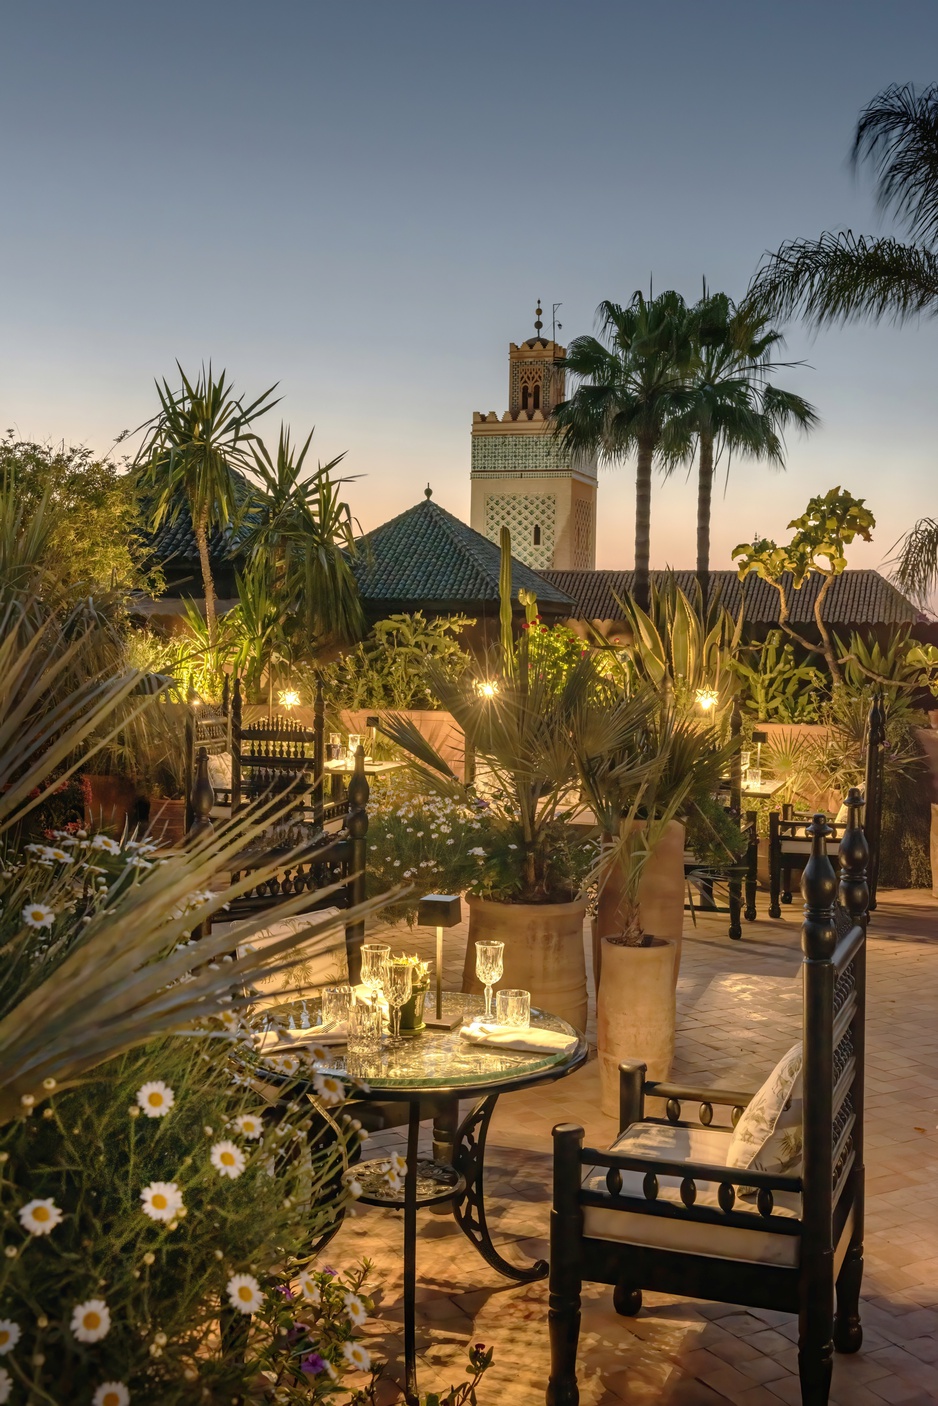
[252,991,587,1406]
[258,991,582,1095]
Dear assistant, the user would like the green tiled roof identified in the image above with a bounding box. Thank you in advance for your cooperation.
[353,497,575,612]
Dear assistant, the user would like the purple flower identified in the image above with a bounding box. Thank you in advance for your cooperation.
[301,1352,328,1376]
[277,1283,295,1301]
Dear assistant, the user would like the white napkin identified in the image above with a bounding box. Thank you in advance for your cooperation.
[460,1021,578,1056]
[255,1024,347,1053]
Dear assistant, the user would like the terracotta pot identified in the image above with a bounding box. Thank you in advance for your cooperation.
[149,799,188,849]
[597,936,676,1118]
[464,894,588,1034]
[595,819,686,991]
[84,774,138,836]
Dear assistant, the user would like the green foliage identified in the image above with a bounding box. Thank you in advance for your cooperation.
[683,793,749,870]
[0,436,154,597]
[733,632,827,722]
[611,578,742,716]
[835,627,938,697]
[320,613,473,711]
[890,516,938,606]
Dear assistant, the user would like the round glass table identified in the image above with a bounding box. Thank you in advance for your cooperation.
[254,992,588,1405]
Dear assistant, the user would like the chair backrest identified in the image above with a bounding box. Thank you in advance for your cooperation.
[184,679,231,831]
[230,675,333,825]
[800,788,868,1291]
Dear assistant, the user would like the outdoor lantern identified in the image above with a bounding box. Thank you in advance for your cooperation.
[475,679,499,700]
[418,893,463,1030]
[695,686,719,712]
[279,688,300,710]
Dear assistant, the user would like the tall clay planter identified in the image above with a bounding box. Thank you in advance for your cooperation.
[594,819,685,992]
[463,895,588,1034]
[597,936,676,1118]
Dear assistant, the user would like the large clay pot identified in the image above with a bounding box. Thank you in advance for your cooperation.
[149,799,188,849]
[463,895,588,1034]
[85,774,137,836]
[597,936,676,1117]
[595,819,685,991]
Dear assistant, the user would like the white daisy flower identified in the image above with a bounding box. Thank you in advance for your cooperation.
[92,1384,130,1406]
[135,1081,174,1118]
[0,1367,10,1404]
[43,847,73,864]
[210,1141,246,1180]
[343,1171,363,1199]
[384,1169,403,1193]
[71,1298,111,1343]
[468,847,486,857]
[312,1072,344,1106]
[344,1292,367,1327]
[295,1270,321,1303]
[232,1113,264,1140]
[342,1340,371,1371]
[18,1198,63,1236]
[0,1321,19,1355]
[22,903,55,930]
[390,1152,408,1174]
[216,1010,239,1032]
[308,1043,329,1063]
[226,1273,263,1314]
[90,835,121,854]
[270,1053,300,1077]
[140,1181,183,1222]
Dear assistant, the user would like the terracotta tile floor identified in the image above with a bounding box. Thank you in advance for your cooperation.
[328,891,938,1404]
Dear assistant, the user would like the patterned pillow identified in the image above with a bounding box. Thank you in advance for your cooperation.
[726,1042,803,1180]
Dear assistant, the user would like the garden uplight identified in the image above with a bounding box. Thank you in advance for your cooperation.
[695,687,719,712]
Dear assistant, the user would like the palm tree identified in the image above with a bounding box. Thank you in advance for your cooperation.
[551,291,694,611]
[665,293,818,612]
[135,364,279,647]
[748,84,938,327]
[890,516,938,605]
[243,426,364,658]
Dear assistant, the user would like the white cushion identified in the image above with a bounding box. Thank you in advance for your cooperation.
[213,908,347,1007]
[779,838,840,855]
[582,1122,801,1268]
[727,1043,803,1182]
[206,751,233,789]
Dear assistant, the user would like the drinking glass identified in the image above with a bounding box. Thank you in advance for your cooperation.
[322,983,352,1028]
[746,767,762,790]
[495,988,531,1028]
[475,940,504,1021]
[384,963,414,1041]
[348,998,382,1052]
[360,943,390,1013]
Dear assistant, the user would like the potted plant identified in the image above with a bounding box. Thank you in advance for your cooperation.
[393,955,432,1034]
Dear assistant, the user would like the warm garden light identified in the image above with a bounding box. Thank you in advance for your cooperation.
[695,687,719,711]
[475,679,499,699]
[278,688,300,709]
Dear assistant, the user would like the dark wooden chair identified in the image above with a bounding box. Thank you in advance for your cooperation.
[684,706,758,939]
[768,693,885,920]
[547,789,869,1406]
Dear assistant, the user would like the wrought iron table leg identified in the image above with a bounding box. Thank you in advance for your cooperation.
[429,1097,460,1216]
[403,1101,421,1406]
[451,1094,548,1282]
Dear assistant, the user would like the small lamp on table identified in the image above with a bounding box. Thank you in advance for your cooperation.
[418,893,462,1030]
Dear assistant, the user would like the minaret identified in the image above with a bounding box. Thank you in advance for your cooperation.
[469,303,597,571]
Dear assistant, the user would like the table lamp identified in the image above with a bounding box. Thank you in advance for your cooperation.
[418,893,462,1030]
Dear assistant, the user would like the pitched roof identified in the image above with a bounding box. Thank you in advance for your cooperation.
[353,496,576,613]
[139,471,255,569]
[538,568,920,627]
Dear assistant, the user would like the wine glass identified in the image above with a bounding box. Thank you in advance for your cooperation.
[360,943,390,1014]
[475,940,504,1021]
[385,962,414,1041]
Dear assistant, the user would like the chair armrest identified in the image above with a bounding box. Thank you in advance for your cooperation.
[645,1080,756,1110]
[582,1145,802,1198]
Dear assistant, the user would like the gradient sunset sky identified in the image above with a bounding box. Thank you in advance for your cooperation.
[2,0,937,578]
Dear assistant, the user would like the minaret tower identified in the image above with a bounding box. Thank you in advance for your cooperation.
[469,303,597,571]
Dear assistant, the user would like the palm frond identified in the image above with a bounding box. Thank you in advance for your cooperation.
[853,83,938,244]
[888,517,938,604]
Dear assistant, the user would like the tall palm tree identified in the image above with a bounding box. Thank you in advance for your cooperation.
[890,516,938,605]
[135,364,279,646]
[747,84,938,327]
[665,293,818,612]
[243,425,364,657]
[551,291,694,610]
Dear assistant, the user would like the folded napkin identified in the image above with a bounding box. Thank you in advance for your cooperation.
[255,1024,347,1054]
[460,1021,578,1056]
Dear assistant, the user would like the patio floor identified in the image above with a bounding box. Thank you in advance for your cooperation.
[330,891,938,1405]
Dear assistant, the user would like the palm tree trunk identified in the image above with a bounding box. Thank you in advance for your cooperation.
[696,430,714,617]
[194,507,218,650]
[633,434,654,612]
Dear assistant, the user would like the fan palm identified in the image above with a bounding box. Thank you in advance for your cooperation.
[135,364,279,647]
[665,294,818,612]
[890,516,938,605]
[243,426,364,658]
[551,292,694,610]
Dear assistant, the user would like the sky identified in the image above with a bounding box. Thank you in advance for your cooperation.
[2,0,937,581]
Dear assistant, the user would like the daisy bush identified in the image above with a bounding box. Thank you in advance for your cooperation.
[0,1031,363,1403]
[365,776,486,925]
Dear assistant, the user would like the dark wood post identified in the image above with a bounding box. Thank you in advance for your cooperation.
[547,1123,584,1406]
[744,809,758,921]
[618,1059,646,1135]
[231,676,243,815]
[768,810,782,918]
[863,692,886,915]
[798,814,837,1405]
[184,703,196,834]
[187,747,215,841]
[344,744,369,985]
[834,785,868,1354]
[312,673,326,826]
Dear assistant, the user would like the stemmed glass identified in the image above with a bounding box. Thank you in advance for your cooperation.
[385,962,414,1041]
[360,943,390,1016]
[475,940,504,1021]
